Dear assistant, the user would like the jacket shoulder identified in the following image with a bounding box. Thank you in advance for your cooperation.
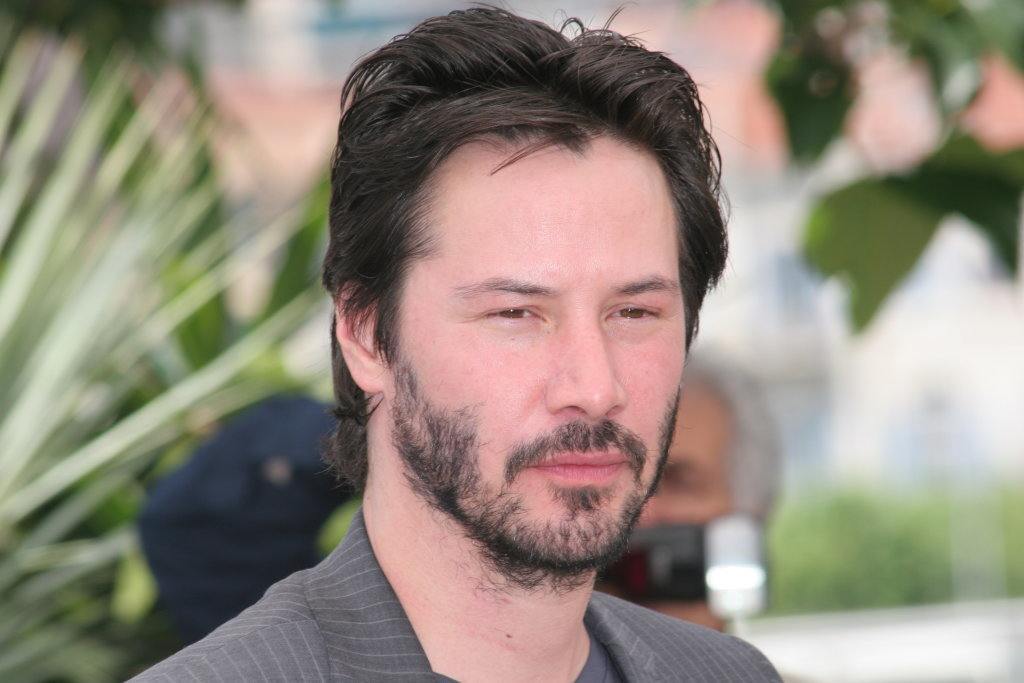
[589,591,781,682]
[130,570,331,682]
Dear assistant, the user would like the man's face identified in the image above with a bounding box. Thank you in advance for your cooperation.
[384,136,686,589]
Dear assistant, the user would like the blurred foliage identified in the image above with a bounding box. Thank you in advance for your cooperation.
[317,496,363,557]
[0,25,327,683]
[805,134,1024,326]
[3,0,244,70]
[1003,488,1024,597]
[766,4,853,163]
[766,0,1024,329]
[767,486,1024,614]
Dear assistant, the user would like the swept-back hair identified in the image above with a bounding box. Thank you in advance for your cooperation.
[322,7,728,488]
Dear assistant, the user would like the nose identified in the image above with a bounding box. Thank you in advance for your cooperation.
[544,319,627,420]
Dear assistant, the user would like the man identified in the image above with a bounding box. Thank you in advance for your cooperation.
[134,8,780,681]
[603,354,782,631]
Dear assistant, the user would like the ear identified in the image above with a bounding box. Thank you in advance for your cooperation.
[334,301,387,395]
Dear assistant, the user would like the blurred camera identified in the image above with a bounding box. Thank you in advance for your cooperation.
[603,524,708,602]
[604,514,767,620]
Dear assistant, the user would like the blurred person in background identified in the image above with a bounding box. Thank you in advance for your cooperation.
[138,395,348,644]
[603,353,781,632]
[135,7,779,681]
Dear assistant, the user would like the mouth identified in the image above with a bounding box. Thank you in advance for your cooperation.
[528,451,628,484]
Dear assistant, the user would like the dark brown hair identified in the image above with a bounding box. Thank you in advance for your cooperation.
[322,7,727,489]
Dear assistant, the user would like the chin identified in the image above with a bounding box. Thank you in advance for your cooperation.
[544,487,646,559]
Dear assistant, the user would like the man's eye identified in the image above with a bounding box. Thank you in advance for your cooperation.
[494,308,531,319]
[618,307,652,319]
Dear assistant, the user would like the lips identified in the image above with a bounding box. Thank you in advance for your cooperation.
[526,451,630,484]
[535,451,628,468]
[503,421,647,485]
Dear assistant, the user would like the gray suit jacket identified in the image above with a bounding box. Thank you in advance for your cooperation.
[132,510,780,681]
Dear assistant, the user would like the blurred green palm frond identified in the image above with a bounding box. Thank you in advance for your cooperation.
[0,28,327,682]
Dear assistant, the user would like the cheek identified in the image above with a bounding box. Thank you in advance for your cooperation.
[617,341,684,426]
[399,313,547,419]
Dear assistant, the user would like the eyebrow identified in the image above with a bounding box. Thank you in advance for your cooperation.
[453,278,555,299]
[452,275,680,299]
[616,276,680,296]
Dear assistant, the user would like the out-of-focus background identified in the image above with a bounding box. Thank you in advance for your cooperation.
[0,1,1022,681]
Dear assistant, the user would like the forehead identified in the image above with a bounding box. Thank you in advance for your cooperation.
[420,136,679,285]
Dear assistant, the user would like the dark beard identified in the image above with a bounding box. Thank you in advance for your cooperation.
[389,363,680,592]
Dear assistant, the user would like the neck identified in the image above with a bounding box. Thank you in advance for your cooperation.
[362,468,594,682]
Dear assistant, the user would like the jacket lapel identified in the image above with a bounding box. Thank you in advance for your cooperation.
[304,509,437,681]
[307,510,661,681]
[584,593,662,681]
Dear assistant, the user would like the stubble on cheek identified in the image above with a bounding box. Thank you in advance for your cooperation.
[644,383,683,499]
[388,352,684,592]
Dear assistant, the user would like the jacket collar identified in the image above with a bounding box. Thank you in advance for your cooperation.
[307,508,658,680]
[585,592,663,681]
[305,509,435,680]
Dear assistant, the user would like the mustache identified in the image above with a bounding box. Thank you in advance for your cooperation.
[504,420,647,485]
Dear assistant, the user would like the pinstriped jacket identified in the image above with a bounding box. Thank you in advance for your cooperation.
[131,510,781,682]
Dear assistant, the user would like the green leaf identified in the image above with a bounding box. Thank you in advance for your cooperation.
[0,39,81,254]
[923,132,1024,183]
[766,42,853,163]
[111,544,157,624]
[317,497,362,556]
[770,0,847,35]
[165,262,234,370]
[907,135,1024,272]
[264,171,330,318]
[804,178,943,329]
[803,134,1023,329]
[892,3,984,112]
[969,0,1024,73]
